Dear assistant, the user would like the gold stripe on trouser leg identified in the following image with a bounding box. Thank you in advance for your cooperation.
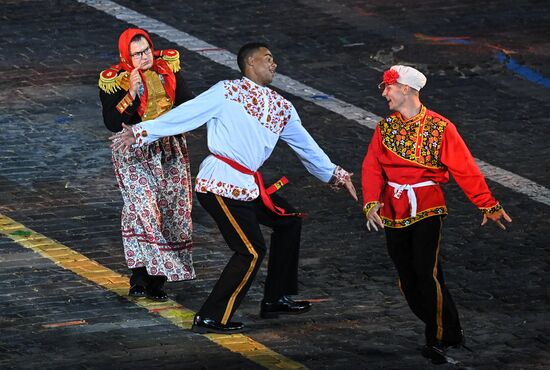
[215,195,259,325]
[432,218,444,341]
[397,279,404,296]
[0,213,308,369]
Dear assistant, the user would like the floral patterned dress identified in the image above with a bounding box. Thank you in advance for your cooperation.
[99,52,196,282]
[112,135,195,281]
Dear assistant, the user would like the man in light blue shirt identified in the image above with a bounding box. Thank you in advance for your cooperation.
[111,42,357,333]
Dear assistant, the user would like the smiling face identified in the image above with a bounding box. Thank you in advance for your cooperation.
[381,82,409,112]
[129,37,153,70]
[245,47,277,86]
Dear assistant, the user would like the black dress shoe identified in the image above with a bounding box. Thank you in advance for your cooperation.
[260,295,312,319]
[191,315,244,334]
[421,344,447,365]
[146,287,168,301]
[128,285,146,297]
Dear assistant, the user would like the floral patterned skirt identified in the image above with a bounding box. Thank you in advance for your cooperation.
[112,134,195,282]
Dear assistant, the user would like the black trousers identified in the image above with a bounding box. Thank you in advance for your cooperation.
[130,267,167,290]
[196,191,302,325]
[385,216,462,345]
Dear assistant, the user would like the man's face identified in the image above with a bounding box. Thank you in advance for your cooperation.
[381,83,408,111]
[249,47,277,86]
[129,38,153,70]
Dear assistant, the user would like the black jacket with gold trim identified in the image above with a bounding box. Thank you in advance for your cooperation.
[98,50,193,132]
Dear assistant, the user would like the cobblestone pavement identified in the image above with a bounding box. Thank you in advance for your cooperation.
[1,0,549,369]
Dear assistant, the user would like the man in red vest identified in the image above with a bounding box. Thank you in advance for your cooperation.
[362,65,512,363]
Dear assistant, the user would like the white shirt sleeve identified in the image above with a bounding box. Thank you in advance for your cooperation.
[280,105,336,183]
[132,81,225,146]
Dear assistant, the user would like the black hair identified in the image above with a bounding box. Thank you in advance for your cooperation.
[130,34,147,44]
[237,42,270,73]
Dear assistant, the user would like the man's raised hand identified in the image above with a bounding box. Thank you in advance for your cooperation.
[481,209,512,231]
[109,123,137,152]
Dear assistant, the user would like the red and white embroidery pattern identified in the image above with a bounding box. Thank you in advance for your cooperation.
[195,177,258,201]
[329,165,351,190]
[223,79,292,134]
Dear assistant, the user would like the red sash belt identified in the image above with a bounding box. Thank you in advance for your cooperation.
[212,154,301,217]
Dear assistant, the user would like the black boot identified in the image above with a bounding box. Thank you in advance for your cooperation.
[191,315,244,334]
[421,343,447,365]
[146,287,168,301]
[129,285,146,297]
[129,267,148,297]
[260,296,311,319]
[146,274,168,301]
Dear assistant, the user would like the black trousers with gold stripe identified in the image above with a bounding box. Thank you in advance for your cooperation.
[385,216,462,346]
[196,191,302,325]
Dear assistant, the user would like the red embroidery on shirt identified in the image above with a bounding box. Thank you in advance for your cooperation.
[195,177,258,201]
[223,79,292,134]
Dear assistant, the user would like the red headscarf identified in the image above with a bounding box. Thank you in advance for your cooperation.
[117,28,176,117]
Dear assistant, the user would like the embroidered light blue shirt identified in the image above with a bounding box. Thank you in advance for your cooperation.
[132,77,337,201]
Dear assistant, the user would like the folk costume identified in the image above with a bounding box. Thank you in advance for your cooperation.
[99,29,195,297]
[362,65,504,348]
[130,76,351,325]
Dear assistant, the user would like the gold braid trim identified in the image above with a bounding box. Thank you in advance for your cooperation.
[116,72,130,91]
[363,201,380,217]
[382,206,448,228]
[161,49,181,73]
[480,203,503,215]
[116,92,134,114]
[99,69,129,94]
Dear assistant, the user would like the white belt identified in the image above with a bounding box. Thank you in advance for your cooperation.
[387,181,437,218]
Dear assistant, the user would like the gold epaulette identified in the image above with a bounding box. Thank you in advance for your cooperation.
[160,49,181,73]
[99,68,130,94]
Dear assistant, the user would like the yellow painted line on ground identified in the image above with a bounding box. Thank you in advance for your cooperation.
[0,213,307,370]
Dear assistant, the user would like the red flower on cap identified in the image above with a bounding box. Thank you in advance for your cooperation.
[383,69,400,85]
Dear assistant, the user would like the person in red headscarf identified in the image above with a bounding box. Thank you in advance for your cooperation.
[99,28,195,301]
[361,65,512,364]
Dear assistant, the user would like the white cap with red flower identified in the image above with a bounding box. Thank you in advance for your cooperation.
[381,65,427,91]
